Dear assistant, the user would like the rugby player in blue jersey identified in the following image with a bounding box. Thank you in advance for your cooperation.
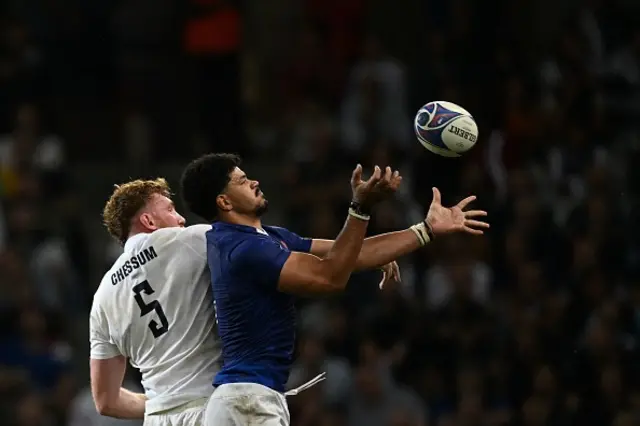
[180,153,489,426]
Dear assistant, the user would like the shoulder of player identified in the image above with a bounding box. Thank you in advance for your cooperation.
[94,226,211,294]
[262,225,296,240]
[146,226,194,244]
[207,225,292,263]
[208,225,256,248]
[174,224,211,258]
[95,251,126,295]
[91,273,113,311]
[177,224,211,239]
[148,225,210,252]
[262,225,309,249]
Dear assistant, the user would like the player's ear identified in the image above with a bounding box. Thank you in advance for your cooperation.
[139,212,156,230]
[216,194,232,212]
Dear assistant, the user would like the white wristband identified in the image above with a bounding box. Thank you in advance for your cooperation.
[348,208,370,221]
[410,222,431,246]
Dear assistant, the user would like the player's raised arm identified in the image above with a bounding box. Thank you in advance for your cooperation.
[309,186,489,271]
[277,165,398,295]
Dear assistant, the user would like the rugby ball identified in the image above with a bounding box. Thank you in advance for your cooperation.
[414,101,478,157]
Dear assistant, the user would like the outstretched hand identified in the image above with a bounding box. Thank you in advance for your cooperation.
[426,187,489,236]
[351,165,402,209]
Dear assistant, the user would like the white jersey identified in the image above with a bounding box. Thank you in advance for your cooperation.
[89,225,221,414]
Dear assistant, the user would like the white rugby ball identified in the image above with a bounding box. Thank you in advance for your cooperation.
[414,101,479,157]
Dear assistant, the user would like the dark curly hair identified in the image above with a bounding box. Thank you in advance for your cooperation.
[180,153,241,222]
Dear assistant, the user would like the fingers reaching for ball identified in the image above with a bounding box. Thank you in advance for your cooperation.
[426,189,490,236]
[373,167,403,193]
[463,210,487,218]
[351,165,403,208]
[453,193,489,235]
[462,219,490,235]
[456,195,477,210]
[461,207,489,235]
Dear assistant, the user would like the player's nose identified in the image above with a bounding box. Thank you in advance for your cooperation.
[177,214,186,226]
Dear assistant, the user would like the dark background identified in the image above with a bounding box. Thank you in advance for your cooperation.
[1,0,640,425]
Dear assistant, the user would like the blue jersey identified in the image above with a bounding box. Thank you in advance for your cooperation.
[206,222,312,392]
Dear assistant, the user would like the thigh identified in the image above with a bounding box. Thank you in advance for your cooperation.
[203,393,289,426]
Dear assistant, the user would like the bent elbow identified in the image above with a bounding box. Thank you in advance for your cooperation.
[95,404,107,416]
[94,399,112,416]
[319,273,348,292]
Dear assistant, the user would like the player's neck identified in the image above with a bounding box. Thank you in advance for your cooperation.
[222,212,262,230]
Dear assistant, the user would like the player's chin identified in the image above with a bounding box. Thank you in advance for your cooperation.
[255,200,269,217]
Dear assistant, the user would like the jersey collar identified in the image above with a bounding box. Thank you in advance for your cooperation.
[212,221,267,235]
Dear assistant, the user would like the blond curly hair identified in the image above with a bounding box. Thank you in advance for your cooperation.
[102,178,171,245]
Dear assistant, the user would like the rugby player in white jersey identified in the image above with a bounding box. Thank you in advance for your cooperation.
[89,178,221,426]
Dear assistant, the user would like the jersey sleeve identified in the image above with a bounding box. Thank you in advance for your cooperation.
[89,300,122,360]
[269,226,312,253]
[230,237,291,290]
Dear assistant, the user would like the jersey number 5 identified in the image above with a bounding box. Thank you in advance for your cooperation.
[133,280,169,338]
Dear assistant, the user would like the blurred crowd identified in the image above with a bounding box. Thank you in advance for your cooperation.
[1,0,640,425]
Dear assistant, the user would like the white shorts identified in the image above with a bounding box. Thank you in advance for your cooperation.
[144,397,208,426]
[203,383,289,426]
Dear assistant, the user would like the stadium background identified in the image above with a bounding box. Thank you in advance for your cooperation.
[1,0,640,425]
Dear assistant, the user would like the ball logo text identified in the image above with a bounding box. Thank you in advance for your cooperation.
[447,124,477,143]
